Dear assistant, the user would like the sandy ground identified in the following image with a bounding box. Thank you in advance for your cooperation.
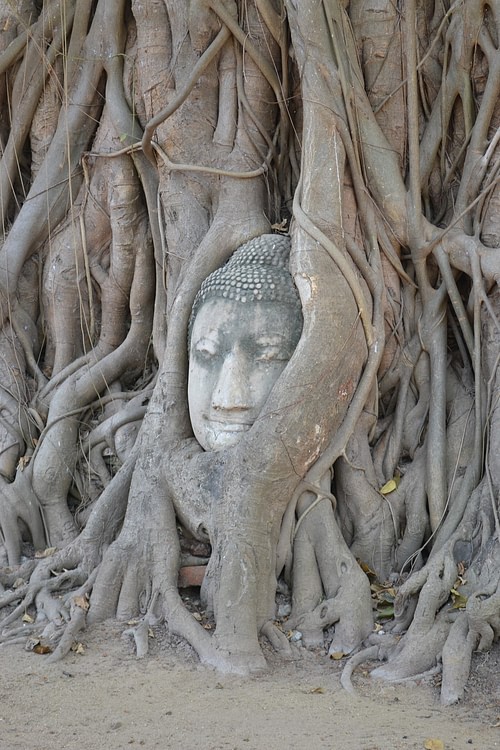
[0,618,498,750]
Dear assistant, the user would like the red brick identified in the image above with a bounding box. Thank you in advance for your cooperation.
[178,565,207,588]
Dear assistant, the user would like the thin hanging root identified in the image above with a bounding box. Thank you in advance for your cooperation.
[141,26,231,162]
[340,645,379,694]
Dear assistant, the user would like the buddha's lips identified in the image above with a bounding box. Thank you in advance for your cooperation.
[205,419,252,432]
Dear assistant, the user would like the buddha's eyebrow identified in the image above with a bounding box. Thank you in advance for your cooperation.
[253,334,288,346]
[194,329,220,344]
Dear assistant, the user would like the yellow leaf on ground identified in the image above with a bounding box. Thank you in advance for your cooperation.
[330,651,345,660]
[424,739,444,750]
[310,687,325,694]
[22,613,34,623]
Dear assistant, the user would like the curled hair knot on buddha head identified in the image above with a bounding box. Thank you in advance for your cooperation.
[189,234,303,343]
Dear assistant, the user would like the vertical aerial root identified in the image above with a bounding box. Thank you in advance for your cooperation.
[440,613,478,705]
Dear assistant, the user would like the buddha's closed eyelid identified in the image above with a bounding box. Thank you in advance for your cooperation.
[254,345,289,362]
[193,338,219,359]
[250,334,290,359]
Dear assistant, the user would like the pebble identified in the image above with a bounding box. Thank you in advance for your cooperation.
[277,603,291,618]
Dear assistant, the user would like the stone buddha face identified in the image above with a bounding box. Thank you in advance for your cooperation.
[188,235,302,452]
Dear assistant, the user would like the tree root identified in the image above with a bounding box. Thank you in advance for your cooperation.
[261,620,294,661]
[441,588,500,705]
[121,590,162,659]
[338,633,436,694]
[341,645,379,694]
[122,617,154,659]
[371,609,451,682]
[289,494,373,653]
[46,606,86,663]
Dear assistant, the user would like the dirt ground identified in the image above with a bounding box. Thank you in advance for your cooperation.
[0,608,498,750]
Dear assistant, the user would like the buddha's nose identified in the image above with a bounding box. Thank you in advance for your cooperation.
[212,351,251,412]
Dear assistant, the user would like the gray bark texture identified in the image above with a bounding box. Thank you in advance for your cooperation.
[0,0,498,700]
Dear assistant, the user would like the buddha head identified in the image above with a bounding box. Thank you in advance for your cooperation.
[188,234,303,451]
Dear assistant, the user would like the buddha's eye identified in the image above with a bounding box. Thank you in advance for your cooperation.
[255,346,289,363]
[193,338,219,362]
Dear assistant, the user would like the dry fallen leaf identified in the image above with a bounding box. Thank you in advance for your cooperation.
[73,595,89,611]
[22,613,34,624]
[192,612,202,621]
[310,686,325,694]
[71,642,85,655]
[358,560,376,577]
[271,218,288,232]
[330,651,345,660]
[424,739,444,750]
[33,644,52,655]
[35,547,57,559]
[17,455,31,471]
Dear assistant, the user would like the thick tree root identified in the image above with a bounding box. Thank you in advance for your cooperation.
[46,606,86,663]
[289,497,373,653]
[441,589,500,705]
[440,614,477,705]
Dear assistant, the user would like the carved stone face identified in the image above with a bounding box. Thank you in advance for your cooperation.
[188,297,301,451]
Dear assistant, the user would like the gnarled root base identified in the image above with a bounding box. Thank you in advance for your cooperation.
[289,495,373,653]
